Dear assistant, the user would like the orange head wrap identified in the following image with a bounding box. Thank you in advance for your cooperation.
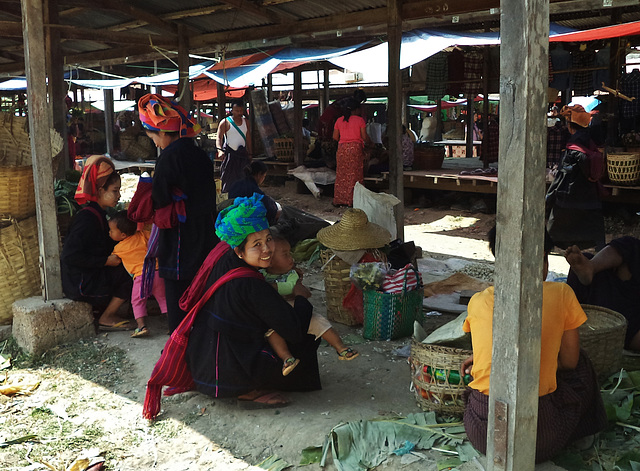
[75,155,116,205]
[138,93,201,138]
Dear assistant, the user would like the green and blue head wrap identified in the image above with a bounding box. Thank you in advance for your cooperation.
[215,193,269,248]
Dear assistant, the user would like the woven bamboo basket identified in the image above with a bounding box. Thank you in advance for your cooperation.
[0,113,31,167]
[0,166,36,219]
[410,340,472,416]
[0,216,41,325]
[607,153,640,185]
[579,304,627,380]
[273,138,294,162]
[320,249,357,325]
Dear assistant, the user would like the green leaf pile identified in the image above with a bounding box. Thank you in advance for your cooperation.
[321,412,467,471]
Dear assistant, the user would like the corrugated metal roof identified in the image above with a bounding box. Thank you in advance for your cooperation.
[0,0,638,73]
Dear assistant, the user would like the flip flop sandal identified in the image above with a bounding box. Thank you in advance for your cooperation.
[98,320,135,332]
[237,391,290,409]
[131,326,149,338]
[337,347,359,361]
[282,357,300,376]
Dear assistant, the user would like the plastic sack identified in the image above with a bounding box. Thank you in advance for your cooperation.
[342,283,364,325]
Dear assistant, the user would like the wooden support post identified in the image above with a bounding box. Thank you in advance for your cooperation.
[482,39,490,168]
[387,0,404,240]
[266,73,273,101]
[401,91,408,128]
[102,78,115,157]
[607,9,622,147]
[21,0,63,300]
[294,68,303,166]
[436,98,443,141]
[316,67,324,115]
[217,82,226,121]
[465,95,473,158]
[323,62,330,109]
[177,24,192,113]
[45,0,68,178]
[487,0,548,468]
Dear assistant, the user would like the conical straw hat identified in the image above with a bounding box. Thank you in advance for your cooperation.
[317,208,392,251]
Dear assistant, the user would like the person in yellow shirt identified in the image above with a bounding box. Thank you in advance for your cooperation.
[109,211,167,338]
[462,227,607,462]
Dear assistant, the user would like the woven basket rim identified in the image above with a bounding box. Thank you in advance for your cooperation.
[580,304,627,334]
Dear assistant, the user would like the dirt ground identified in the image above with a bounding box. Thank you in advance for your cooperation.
[2,181,640,471]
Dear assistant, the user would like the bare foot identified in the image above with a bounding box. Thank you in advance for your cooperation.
[565,245,594,285]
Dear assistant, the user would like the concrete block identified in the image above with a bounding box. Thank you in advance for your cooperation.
[0,325,11,343]
[12,297,94,356]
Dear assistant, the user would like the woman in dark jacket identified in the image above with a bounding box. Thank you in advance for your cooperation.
[61,155,133,330]
[138,94,218,333]
[546,104,605,250]
[187,194,321,407]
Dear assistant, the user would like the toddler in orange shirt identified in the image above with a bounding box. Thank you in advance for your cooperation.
[108,211,167,338]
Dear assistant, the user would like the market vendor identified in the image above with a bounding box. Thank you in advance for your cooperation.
[61,155,134,331]
[216,98,252,192]
[138,93,218,334]
[462,227,607,462]
[186,194,321,407]
[566,236,640,350]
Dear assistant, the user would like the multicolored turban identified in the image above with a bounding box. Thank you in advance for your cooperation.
[215,193,269,248]
[75,155,116,205]
[138,93,201,138]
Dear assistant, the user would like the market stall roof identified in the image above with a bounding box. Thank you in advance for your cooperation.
[0,0,638,76]
[4,18,634,93]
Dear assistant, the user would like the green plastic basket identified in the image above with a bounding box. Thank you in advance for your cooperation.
[363,287,423,340]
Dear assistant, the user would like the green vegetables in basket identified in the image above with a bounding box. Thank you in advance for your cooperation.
[54,179,81,216]
[350,262,387,291]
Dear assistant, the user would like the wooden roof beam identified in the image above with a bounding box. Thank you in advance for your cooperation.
[0,21,178,46]
[216,0,298,23]
[58,0,179,35]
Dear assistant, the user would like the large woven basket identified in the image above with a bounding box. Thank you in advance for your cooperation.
[410,341,472,416]
[0,166,36,219]
[273,138,294,162]
[0,216,41,325]
[579,304,626,380]
[320,249,357,325]
[0,113,31,167]
[607,153,640,185]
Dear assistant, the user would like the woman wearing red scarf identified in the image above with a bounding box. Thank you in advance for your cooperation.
[61,155,134,330]
[138,94,218,333]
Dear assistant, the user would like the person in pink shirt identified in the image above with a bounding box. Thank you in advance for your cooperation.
[332,98,371,206]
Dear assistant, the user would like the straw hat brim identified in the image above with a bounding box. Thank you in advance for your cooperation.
[317,219,392,251]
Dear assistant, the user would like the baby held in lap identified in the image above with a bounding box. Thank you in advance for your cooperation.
[261,236,359,375]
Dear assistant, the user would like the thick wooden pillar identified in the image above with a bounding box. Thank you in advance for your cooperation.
[21,0,63,300]
[177,24,192,112]
[387,0,404,240]
[266,73,273,101]
[294,68,303,165]
[488,0,548,468]
[45,0,68,177]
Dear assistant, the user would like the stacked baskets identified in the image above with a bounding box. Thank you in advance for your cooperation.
[607,152,640,185]
[0,112,44,325]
